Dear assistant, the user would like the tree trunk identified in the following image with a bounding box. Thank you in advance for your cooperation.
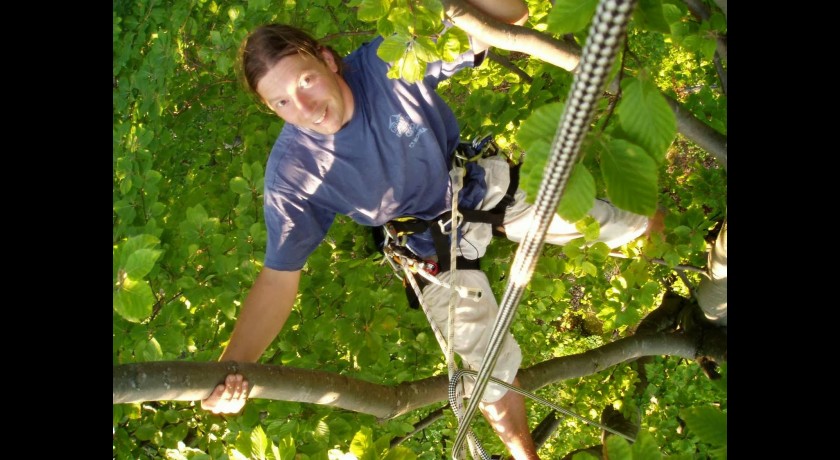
[440,0,727,168]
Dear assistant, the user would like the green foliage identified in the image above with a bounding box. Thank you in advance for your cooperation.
[114,0,726,458]
[601,139,659,216]
[547,0,599,36]
[616,76,676,164]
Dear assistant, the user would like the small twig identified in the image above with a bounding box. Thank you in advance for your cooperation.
[390,406,447,447]
[319,30,376,43]
[487,50,532,83]
[149,290,184,323]
[676,270,696,298]
[599,40,629,132]
[609,252,709,276]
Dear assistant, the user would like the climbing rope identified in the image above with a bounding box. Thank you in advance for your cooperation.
[451,0,640,457]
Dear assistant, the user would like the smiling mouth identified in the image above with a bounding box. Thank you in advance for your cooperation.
[314,108,327,125]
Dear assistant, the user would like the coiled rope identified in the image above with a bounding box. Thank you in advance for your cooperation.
[451,0,639,457]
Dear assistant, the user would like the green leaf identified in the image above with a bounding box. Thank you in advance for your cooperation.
[350,426,376,460]
[516,102,564,152]
[312,417,330,444]
[124,248,163,279]
[681,406,727,447]
[114,278,155,323]
[571,452,599,460]
[616,77,676,164]
[437,27,470,61]
[383,446,417,460]
[394,48,423,83]
[377,34,409,63]
[134,423,158,441]
[142,336,163,361]
[547,0,599,36]
[631,431,663,460]
[576,216,600,242]
[589,242,611,262]
[516,101,566,202]
[372,311,398,334]
[412,36,440,63]
[557,163,596,222]
[601,139,658,216]
[357,0,389,21]
[186,204,209,225]
[120,177,132,195]
[581,261,598,277]
[634,0,671,34]
[250,425,268,460]
[230,176,251,194]
[605,435,632,460]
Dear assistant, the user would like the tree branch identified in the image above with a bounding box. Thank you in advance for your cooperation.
[440,0,582,71]
[390,406,446,447]
[487,50,532,84]
[531,410,562,449]
[519,333,698,392]
[114,331,707,419]
[665,95,727,169]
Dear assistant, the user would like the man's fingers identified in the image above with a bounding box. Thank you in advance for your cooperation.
[201,383,227,410]
[201,374,250,414]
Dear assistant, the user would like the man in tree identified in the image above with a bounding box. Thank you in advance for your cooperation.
[199,2,653,458]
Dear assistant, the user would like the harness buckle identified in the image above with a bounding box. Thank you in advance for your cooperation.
[437,210,463,235]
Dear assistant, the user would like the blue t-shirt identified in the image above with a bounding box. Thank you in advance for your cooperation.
[263,36,485,271]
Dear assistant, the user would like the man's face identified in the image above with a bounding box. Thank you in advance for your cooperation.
[256,49,353,135]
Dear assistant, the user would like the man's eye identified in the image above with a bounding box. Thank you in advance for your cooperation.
[300,76,312,88]
[276,100,287,108]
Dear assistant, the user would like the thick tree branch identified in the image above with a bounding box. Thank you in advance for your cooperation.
[440,0,581,71]
[665,95,727,168]
[441,0,727,168]
[114,331,707,419]
[518,333,698,392]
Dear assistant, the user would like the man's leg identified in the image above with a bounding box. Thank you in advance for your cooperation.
[421,270,540,459]
[479,377,540,460]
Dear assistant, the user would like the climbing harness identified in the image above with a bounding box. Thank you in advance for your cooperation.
[381,134,512,460]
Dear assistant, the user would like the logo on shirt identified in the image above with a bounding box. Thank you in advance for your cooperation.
[389,113,428,148]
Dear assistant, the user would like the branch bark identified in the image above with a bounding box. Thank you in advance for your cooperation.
[440,0,727,168]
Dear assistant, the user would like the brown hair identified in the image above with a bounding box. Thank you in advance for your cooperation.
[240,24,344,96]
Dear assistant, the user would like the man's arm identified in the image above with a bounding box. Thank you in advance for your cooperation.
[201,267,301,413]
[463,0,529,55]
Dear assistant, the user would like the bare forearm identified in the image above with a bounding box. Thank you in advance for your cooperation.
[219,268,301,363]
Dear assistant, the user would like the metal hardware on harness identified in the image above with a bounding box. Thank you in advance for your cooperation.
[383,243,481,301]
[436,210,463,236]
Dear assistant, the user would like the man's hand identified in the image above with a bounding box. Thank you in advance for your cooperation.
[201,374,250,414]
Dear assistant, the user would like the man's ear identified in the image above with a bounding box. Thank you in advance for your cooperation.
[320,47,339,73]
